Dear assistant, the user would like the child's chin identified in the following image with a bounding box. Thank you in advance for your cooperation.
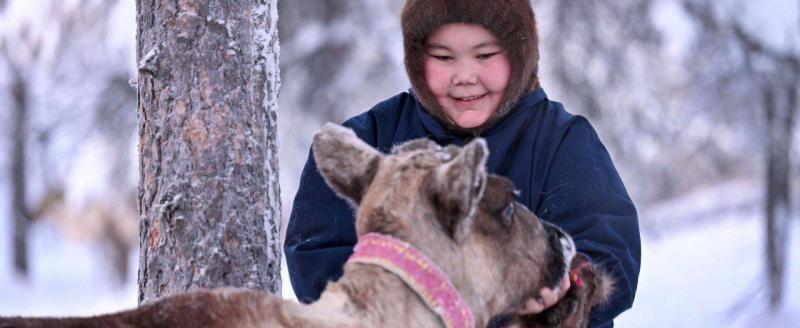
[453,116,490,129]
[446,106,497,129]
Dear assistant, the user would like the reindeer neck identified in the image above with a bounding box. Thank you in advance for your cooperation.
[323,233,489,327]
[327,262,442,327]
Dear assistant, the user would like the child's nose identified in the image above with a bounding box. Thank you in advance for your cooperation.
[451,62,478,85]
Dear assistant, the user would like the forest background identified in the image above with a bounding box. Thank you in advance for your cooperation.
[0,0,798,327]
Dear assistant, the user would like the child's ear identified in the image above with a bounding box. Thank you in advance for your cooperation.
[428,138,488,242]
[312,123,382,206]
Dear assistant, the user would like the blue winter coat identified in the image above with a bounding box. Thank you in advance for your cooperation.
[284,88,640,327]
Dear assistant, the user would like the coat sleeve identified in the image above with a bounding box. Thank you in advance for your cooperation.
[536,117,641,327]
[283,115,378,303]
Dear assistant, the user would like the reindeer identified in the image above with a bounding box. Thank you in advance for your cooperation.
[1,123,612,328]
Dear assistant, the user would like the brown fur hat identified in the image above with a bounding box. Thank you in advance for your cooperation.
[401,0,540,135]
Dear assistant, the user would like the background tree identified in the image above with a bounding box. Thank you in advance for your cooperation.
[680,0,799,308]
[135,0,282,302]
[0,0,140,284]
[0,0,796,322]
[533,0,748,206]
[3,39,31,277]
[1,20,41,278]
[536,0,798,310]
[276,0,406,214]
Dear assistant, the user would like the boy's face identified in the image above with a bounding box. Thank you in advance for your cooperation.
[423,23,511,129]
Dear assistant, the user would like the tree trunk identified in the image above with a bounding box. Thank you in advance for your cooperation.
[763,83,794,308]
[10,63,29,277]
[136,0,281,303]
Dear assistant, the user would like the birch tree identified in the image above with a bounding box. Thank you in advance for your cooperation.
[136,0,281,303]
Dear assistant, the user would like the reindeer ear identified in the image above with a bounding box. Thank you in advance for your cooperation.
[480,175,517,227]
[312,123,382,206]
[429,138,488,242]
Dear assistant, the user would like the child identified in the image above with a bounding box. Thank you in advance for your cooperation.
[284,1,640,326]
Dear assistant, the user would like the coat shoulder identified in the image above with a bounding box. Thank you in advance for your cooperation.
[341,92,416,148]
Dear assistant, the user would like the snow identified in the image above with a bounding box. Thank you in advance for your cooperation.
[66,137,118,203]
[617,212,800,327]
[716,0,800,53]
[2,181,798,327]
[1,0,798,325]
[106,0,137,76]
[641,179,762,235]
[0,220,138,316]
[0,204,296,315]
[652,0,697,60]
[652,0,800,57]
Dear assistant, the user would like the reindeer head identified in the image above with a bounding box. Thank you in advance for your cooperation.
[312,123,576,325]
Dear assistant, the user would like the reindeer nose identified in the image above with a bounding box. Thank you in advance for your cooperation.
[543,221,576,261]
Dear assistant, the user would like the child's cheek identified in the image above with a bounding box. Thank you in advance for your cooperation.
[423,61,450,96]
[483,57,511,92]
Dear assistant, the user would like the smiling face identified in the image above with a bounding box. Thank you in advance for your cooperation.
[423,23,511,129]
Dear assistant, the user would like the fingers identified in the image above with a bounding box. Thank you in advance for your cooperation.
[558,274,571,297]
[520,275,572,315]
[520,288,556,314]
[521,296,545,314]
[542,287,560,307]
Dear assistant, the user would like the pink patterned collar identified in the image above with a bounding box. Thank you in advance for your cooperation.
[347,233,475,328]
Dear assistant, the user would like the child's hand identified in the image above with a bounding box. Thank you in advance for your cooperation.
[520,274,571,314]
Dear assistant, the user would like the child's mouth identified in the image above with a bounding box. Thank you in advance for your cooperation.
[453,94,486,105]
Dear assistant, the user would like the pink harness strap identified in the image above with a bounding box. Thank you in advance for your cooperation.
[347,233,475,328]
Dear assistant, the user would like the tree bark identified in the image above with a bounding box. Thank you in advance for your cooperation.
[9,62,29,277]
[136,0,281,303]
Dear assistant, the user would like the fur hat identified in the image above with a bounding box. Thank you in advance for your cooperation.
[401,0,540,135]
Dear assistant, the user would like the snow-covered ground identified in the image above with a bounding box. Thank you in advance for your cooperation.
[0,216,295,316]
[1,182,798,327]
[617,212,800,327]
[0,220,138,316]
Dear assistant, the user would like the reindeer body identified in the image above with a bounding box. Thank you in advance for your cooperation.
[1,124,612,328]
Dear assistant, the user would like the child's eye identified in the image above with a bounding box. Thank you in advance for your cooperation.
[432,55,453,62]
[477,52,500,60]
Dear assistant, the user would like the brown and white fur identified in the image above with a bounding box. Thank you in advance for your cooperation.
[0,123,612,328]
